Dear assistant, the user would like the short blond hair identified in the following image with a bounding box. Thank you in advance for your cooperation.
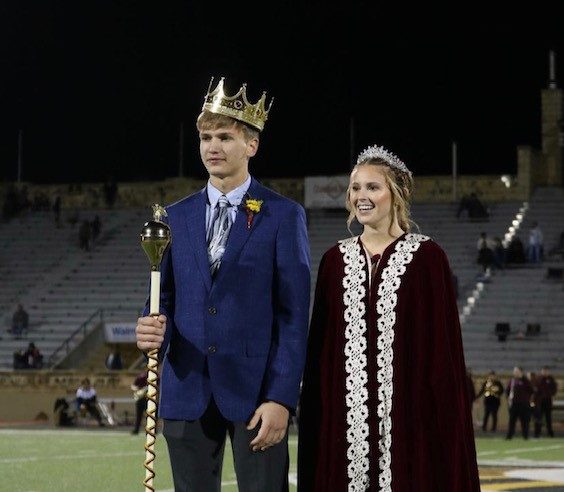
[345,158,416,234]
[196,110,259,142]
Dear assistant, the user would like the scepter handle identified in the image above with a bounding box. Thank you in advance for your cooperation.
[143,271,161,492]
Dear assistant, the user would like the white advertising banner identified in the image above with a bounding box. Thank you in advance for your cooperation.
[104,322,137,343]
[304,175,349,209]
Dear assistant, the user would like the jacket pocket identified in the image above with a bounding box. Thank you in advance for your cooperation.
[244,340,271,357]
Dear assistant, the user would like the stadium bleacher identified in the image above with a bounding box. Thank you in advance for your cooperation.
[1,186,563,376]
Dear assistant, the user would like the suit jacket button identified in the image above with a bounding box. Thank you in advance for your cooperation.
[208,345,217,354]
[208,307,217,315]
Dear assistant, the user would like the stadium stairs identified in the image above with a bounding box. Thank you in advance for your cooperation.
[461,187,564,374]
[0,208,149,370]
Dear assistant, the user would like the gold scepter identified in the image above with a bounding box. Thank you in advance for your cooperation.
[140,204,172,492]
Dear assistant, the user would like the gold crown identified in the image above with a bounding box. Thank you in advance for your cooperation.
[202,77,273,131]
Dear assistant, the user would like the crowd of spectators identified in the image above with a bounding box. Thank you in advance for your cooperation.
[475,222,554,273]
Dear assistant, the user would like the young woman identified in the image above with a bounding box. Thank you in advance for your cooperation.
[298,145,480,491]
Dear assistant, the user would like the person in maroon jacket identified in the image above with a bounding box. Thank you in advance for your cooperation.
[298,145,480,491]
[534,366,558,437]
[130,370,148,435]
[505,366,534,440]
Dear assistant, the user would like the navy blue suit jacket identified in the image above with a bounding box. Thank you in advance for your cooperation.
[143,177,311,422]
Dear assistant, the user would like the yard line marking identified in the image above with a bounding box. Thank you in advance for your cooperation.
[505,468,564,482]
[505,444,564,454]
[0,429,128,437]
[479,459,564,468]
[0,451,140,464]
[480,481,564,490]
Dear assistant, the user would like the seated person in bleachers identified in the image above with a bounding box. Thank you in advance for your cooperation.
[461,192,489,220]
[456,194,471,218]
[451,272,459,299]
[12,350,28,369]
[506,235,526,264]
[476,232,495,272]
[547,230,564,258]
[76,378,105,426]
[527,222,544,264]
[492,237,506,270]
[91,215,102,242]
[10,304,29,337]
[23,342,43,369]
[78,220,92,251]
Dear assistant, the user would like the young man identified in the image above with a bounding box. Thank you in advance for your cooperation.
[135,77,311,491]
[505,366,534,440]
[534,366,558,437]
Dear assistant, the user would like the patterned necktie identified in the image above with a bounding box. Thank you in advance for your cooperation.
[207,194,233,275]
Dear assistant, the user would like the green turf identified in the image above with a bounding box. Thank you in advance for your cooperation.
[475,435,564,463]
[1,429,562,491]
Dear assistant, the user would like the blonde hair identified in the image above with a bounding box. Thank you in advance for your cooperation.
[196,110,259,142]
[345,158,416,235]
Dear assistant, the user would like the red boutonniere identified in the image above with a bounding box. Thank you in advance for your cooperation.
[243,198,263,229]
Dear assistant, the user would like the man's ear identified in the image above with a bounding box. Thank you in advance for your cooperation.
[247,138,259,158]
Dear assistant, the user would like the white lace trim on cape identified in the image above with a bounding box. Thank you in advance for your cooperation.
[339,233,429,491]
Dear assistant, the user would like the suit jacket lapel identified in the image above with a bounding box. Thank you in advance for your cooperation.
[215,179,265,281]
[184,188,212,292]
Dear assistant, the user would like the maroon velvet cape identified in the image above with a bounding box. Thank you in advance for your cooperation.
[298,234,480,491]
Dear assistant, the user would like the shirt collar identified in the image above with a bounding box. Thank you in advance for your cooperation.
[207,175,252,208]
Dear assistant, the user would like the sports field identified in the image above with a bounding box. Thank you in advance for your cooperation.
[1,428,564,491]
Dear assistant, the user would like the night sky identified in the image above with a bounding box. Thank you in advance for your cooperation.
[1,3,563,184]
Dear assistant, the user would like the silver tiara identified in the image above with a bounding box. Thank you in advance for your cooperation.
[356,145,412,176]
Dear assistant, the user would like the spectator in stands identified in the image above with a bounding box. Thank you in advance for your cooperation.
[52,195,61,228]
[456,194,471,218]
[11,304,29,337]
[78,220,92,251]
[104,346,123,370]
[527,221,544,263]
[466,368,477,427]
[492,236,506,270]
[456,193,489,220]
[298,144,480,490]
[452,271,459,299]
[103,177,118,208]
[67,210,79,228]
[76,378,105,426]
[131,370,148,435]
[23,342,43,369]
[91,215,101,242]
[506,235,526,264]
[466,368,476,407]
[476,232,495,272]
[505,366,534,440]
[476,370,504,432]
[12,349,27,369]
[548,230,564,258]
[2,184,17,220]
[534,366,558,438]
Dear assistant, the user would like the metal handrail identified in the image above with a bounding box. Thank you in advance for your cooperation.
[47,309,104,368]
